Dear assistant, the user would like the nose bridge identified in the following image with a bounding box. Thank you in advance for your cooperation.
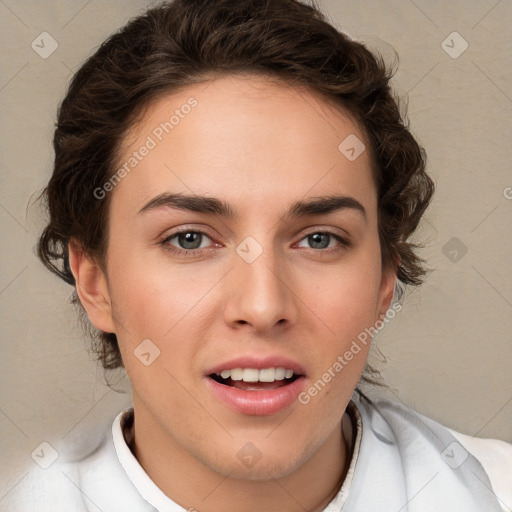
[225,235,296,331]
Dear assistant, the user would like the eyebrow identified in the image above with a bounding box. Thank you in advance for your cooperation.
[138,193,367,222]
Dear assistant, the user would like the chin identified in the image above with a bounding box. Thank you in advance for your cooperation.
[226,460,302,482]
[203,442,309,481]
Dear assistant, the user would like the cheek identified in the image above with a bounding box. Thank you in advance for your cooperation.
[107,249,209,335]
[298,268,379,419]
[305,254,382,331]
[297,249,382,381]
[105,248,222,381]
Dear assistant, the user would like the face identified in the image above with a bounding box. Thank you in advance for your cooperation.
[75,74,395,481]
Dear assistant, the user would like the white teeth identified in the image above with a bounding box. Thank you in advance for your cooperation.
[274,367,286,380]
[220,370,231,379]
[259,368,275,382]
[230,368,243,381]
[215,367,297,383]
[242,368,259,382]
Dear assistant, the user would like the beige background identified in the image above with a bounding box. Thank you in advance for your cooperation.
[1,0,511,500]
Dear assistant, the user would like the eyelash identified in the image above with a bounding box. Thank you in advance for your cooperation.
[159,228,351,257]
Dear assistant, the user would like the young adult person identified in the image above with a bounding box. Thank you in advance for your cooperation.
[11,0,511,510]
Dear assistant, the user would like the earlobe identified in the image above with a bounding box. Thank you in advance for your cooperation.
[68,240,115,334]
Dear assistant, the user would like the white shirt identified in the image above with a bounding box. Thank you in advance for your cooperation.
[3,390,511,511]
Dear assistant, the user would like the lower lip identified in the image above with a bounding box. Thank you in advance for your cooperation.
[205,376,306,416]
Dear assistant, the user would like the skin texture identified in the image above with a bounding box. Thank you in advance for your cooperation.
[69,74,396,512]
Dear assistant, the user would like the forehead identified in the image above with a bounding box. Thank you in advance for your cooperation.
[111,73,376,219]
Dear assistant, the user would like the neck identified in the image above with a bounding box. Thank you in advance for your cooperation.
[128,400,350,512]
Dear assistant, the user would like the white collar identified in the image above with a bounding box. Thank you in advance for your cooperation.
[112,408,185,511]
[110,391,503,511]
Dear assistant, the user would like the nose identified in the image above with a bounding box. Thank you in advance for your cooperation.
[223,241,298,334]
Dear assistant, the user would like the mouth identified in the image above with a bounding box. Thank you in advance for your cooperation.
[205,359,307,415]
[209,367,302,391]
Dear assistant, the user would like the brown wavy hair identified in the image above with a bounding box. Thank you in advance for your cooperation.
[36,0,434,381]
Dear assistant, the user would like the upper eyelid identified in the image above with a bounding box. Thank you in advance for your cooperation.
[162,227,216,242]
[162,225,349,237]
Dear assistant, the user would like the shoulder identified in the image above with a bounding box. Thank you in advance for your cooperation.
[448,428,512,512]
[2,409,147,512]
[1,461,87,512]
[362,393,512,512]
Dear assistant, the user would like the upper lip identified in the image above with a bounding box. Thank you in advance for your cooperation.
[206,355,307,376]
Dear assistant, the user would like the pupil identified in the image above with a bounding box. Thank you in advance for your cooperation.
[180,232,201,249]
[309,233,329,249]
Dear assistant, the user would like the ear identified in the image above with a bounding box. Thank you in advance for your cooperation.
[377,265,397,317]
[68,240,115,334]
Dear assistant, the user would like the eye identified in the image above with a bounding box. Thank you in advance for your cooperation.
[160,228,350,257]
[161,229,215,254]
[296,230,350,251]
